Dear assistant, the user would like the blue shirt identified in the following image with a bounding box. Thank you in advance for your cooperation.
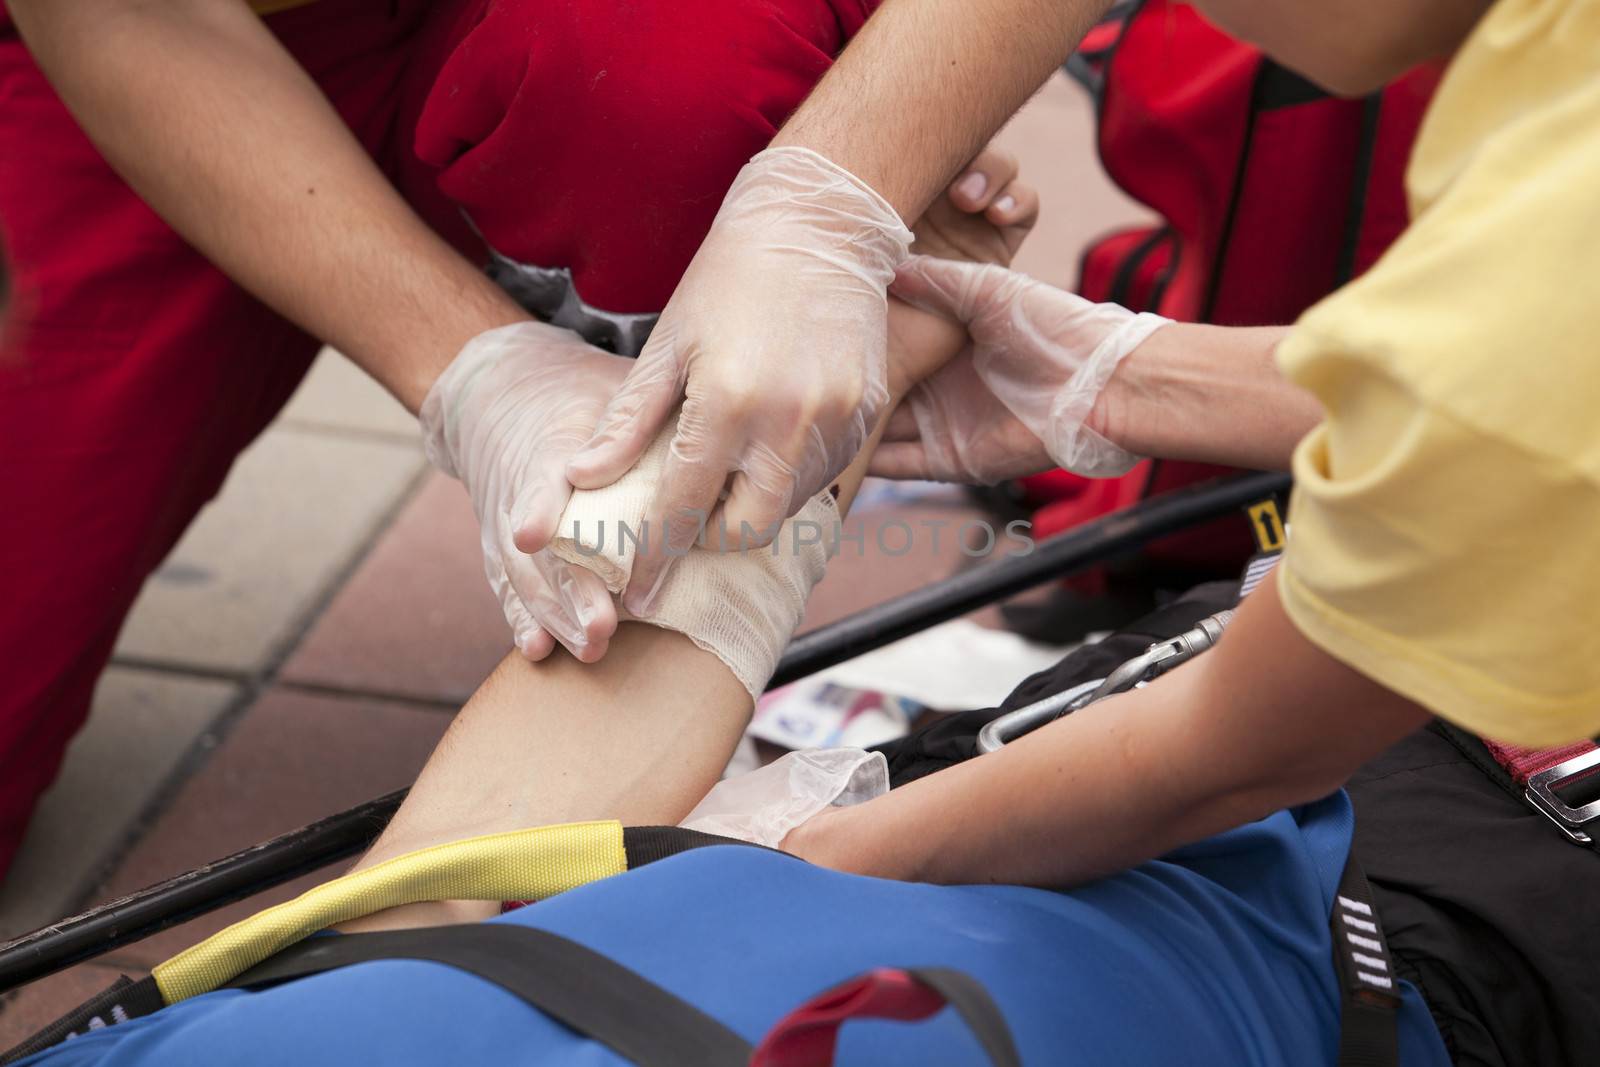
[26,793,1449,1066]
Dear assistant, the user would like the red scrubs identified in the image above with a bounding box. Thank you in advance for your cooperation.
[0,0,876,878]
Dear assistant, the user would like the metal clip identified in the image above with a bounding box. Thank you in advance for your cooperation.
[975,609,1236,754]
[464,212,660,357]
[1524,747,1600,845]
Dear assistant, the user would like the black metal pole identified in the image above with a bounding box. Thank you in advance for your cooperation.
[772,469,1289,686]
[0,793,406,995]
[0,471,1288,993]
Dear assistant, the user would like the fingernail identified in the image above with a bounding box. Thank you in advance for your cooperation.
[956,171,987,201]
[994,194,1016,215]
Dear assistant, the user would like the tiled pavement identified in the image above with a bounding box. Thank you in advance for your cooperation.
[0,73,1148,1045]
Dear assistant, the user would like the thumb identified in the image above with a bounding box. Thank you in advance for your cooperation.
[565,341,681,489]
[890,255,1017,324]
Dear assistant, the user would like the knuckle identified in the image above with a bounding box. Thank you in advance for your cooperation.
[789,380,862,428]
[703,369,763,414]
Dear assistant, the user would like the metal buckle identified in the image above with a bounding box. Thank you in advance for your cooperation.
[1524,747,1600,845]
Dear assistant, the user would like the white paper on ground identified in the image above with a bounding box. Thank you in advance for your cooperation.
[793,619,1073,712]
[747,679,918,751]
[680,747,889,848]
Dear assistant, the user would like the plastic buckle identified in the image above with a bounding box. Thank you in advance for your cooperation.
[1524,747,1600,845]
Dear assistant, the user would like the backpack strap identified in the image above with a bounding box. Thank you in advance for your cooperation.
[752,964,1020,1067]
[1330,853,1400,1067]
[1432,721,1600,853]
[227,924,753,1067]
[0,975,165,1065]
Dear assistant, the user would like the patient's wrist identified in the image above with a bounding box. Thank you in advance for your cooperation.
[548,417,839,700]
[886,296,967,399]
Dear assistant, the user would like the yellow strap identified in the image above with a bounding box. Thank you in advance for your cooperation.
[153,820,627,1004]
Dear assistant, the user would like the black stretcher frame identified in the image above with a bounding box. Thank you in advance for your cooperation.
[0,470,1290,995]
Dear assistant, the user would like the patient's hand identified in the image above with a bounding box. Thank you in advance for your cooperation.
[885,149,1037,397]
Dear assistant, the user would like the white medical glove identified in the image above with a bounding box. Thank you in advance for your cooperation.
[420,322,629,662]
[564,146,913,617]
[884,256,1171,483]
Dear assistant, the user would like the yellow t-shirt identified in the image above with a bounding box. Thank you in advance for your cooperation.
[1275,0,1600,747]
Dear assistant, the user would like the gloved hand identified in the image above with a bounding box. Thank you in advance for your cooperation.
[563,146,914,616]
[421,322,629,662]
[880,257,1171,483]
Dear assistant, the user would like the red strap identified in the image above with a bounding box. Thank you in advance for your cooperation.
[1482,738,1597,785]
[751,967,946,1067]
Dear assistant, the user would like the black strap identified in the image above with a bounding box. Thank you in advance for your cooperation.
[1330,855,1400,1067]
[228,924,753,1067]
[0,974,165,1065]
[622,824,787,868]
[905,967,1022,1067]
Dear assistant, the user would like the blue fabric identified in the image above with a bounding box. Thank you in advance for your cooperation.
[24,793,1449,1066]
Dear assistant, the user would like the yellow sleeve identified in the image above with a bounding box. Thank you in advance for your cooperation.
[1277,362,1600,747]
[1274,0,1600,747]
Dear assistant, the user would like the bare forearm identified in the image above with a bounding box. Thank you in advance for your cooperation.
[358,425,892,860]
[800,569,1430,887]
[774,0,1110,219]
[11,0,526,411]
[1093,324,1323,470]
[340,318,941,928]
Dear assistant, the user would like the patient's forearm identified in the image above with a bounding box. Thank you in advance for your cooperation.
[340,323,929,928]
[361,412,883,867]
[1093,324,1321,471]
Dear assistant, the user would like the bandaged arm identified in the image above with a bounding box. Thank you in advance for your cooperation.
[546,422,838,701]
[338,302,955,931]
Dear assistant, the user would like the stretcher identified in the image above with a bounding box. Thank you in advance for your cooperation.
[0,470,1289,997]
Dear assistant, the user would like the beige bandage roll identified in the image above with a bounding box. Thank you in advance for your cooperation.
[549,423,839,700]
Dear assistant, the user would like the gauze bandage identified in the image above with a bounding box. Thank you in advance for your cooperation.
[549,422,839,700]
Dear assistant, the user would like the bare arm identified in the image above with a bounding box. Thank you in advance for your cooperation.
[786,568,1431,887]
[337,167,1029,928]
[9,0,526,412]
[338,294,966,930]
[773,0,1112,219]
[1091,324,1323,471]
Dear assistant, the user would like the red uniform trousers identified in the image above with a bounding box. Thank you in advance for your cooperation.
[0,0,874,878]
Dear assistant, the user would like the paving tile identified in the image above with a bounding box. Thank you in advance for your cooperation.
[0,669,236,942]
[280,472,507,706]
[114,425,425,675]
[86,687,449,968]
[0,961,133,1050]
[990,72,1153,291]
[280,347,419,440]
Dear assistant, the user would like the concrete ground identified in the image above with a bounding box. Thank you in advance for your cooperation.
[0,73,1147,1045]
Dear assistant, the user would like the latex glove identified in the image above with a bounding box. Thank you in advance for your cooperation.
[885,257,1171,482]
[679,748,888,848]
[565,146,913,617]
[871,357,1057,483]
[421,322,627,662]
